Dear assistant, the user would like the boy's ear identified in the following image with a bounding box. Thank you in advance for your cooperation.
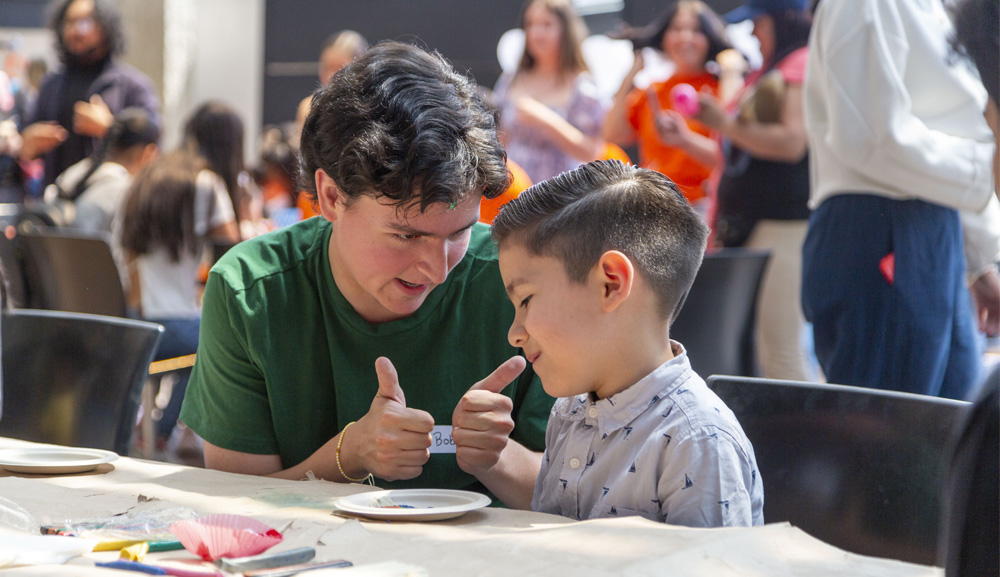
[595,250,634,312]
[315,169,344,221]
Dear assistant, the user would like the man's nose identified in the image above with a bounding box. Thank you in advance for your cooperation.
[418,239,449,285]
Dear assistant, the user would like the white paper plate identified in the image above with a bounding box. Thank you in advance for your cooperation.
[336,489,491,521]
[0,447,118,474]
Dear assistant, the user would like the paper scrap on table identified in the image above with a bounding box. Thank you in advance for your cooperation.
[310,561,428,576]
[428,426,455,454]
[0,535,98,566]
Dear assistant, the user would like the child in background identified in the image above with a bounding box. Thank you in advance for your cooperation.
[118,149,240,454]
[603,0,733,208]
[48,107,159,233]
[253,125,301,223]
[492,159,763,527]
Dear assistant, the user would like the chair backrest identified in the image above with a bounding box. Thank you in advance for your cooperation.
[671,248,770,378]
[0,309,162,455]
[706,375,969,566]
[19,228,127,317]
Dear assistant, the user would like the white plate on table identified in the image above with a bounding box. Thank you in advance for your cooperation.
[336,489,491,521]
[0,447,118,474]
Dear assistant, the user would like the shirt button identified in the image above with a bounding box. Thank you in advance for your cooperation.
[587,407,598,419]
[569,457,582,469]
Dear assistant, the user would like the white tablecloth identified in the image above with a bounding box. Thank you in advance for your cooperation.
[0,438,941,576]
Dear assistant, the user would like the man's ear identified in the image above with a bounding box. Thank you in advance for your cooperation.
[314,169,343,221]
[595,250,634,312]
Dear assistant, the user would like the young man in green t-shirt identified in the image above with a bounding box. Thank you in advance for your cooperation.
[179,42,552,508]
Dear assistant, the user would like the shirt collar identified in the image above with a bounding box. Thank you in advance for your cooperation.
[584,341,693,435]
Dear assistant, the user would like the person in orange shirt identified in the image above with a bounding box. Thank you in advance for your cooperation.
[480,159,532,225]
[603,0,731,209]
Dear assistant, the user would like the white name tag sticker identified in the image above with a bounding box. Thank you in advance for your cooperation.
[429,425,456,454]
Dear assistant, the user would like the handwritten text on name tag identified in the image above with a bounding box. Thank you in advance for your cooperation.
[429,425,456,454]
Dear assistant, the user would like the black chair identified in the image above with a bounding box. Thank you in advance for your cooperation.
[0,203,20,229]
[0,230,27,309]
[671,248,770,378]
[0,309,163,455]
[0,202,63,230]
[706,375,969,566]
[19,228,127,317]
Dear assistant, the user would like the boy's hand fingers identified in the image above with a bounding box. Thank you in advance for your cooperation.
[453,358,522,476]
[467,356,526,395]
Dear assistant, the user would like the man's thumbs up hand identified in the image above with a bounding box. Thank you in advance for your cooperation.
[349,357,434,481]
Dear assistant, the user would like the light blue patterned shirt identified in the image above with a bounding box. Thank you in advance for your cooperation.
[531,343,765,527]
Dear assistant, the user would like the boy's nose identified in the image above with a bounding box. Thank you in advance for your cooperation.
[508,320,527,348]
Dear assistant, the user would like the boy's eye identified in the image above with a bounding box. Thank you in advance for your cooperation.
[395,233,417,241]
[519,295,533,308]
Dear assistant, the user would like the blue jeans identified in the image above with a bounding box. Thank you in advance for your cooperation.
[148,317,200,440]
[801,195,981,400]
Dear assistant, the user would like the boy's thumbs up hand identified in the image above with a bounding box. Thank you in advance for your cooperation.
[452,356,525,476]
[349,357,434,482]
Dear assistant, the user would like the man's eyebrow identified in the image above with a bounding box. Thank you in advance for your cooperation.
[387,217,479,237]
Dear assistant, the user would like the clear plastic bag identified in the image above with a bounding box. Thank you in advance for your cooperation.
[0,495,38,534]
[43,498,198,541]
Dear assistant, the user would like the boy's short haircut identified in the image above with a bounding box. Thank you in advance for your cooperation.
[492,160,710,322]
[297,41,511,211]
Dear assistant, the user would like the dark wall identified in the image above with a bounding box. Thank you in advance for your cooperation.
[262,0,744,127]
[626,0,743,27]
[0,0,49,28]
[4,0,747,131]
[263,1,524,127]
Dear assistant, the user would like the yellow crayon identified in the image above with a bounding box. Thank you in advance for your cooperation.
[92,539,143,552]
[119,542,149,562]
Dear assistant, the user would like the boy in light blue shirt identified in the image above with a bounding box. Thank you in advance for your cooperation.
[492,160,764,527]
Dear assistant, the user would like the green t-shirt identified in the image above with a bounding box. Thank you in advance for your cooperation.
[180,217,553,493]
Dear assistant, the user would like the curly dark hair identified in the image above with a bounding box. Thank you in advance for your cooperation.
[48,0,126,63]
[492,160,710,322]
[297,41,510,212]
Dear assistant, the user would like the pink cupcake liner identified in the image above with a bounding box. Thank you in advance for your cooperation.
[169,514,282,561]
